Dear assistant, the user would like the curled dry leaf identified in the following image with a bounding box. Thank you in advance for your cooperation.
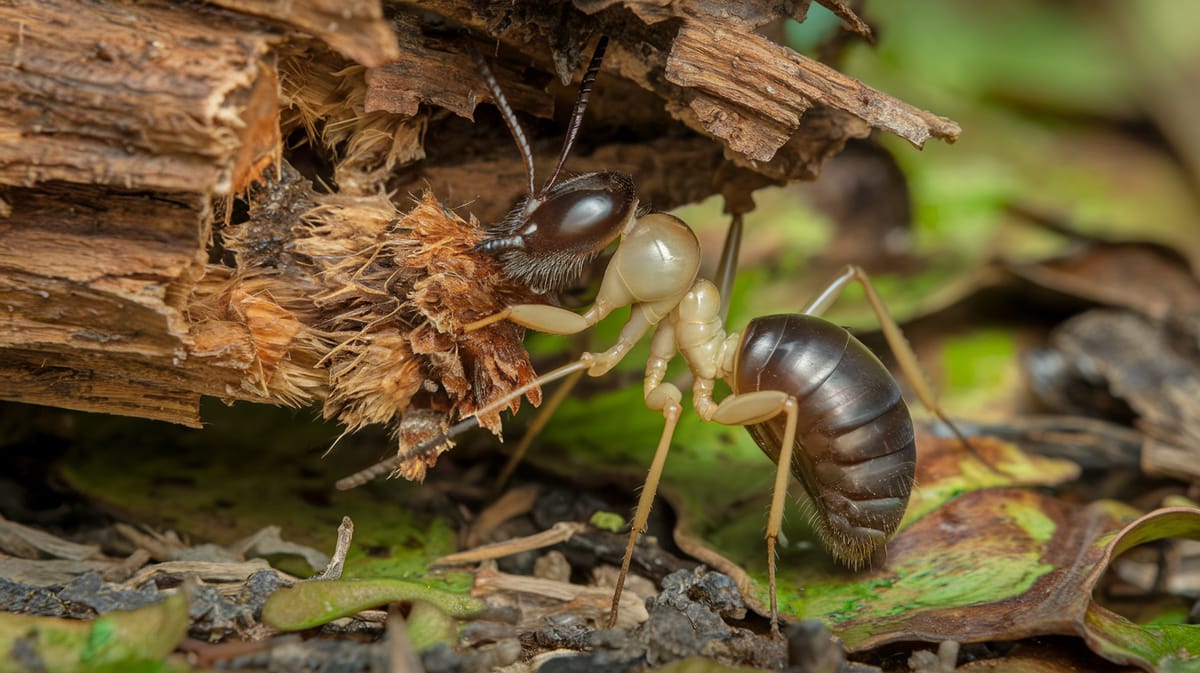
[1081,508,1200,671]
[755,494,1200,672]
[1028,309,1200,482]
[688,470,1200,670]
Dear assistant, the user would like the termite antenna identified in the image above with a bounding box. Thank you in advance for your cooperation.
[538,35,609,198]
[337,357,594,490]
[335,456,399,491]
[468,39,537,198]
[335,416,482,490]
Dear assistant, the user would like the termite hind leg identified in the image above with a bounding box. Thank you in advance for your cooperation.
[804,265,978,457]
[607,398,682,629]
[764,398,799,636]
[492,367,585,493]
[710,390,796,635]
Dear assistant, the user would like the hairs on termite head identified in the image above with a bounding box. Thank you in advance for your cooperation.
[479,171,638,294]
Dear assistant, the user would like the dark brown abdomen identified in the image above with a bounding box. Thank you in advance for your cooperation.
[733,314,916,568]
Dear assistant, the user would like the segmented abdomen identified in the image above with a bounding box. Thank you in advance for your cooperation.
[733,314,916,567]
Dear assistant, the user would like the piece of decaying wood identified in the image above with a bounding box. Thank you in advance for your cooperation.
[117,559,277,590]
[398,0,956,182]
[0,184,214,425]
[0,180,325,426]
[1,0,960,432]
[665,21,960,158]
[208,0,399,68]
[0,514,102,561]
[0,0,296,423]
[0,0,280,193]
[574,0,812,31]
[366,17,553,119]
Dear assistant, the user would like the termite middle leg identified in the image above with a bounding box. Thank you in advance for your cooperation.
[606,318,685,628]
[804,265,973,450]
[606,395,682,628]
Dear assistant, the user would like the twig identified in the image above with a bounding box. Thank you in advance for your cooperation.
[387,604,426,673]
[431,521,583,567]
[311,516,354,581]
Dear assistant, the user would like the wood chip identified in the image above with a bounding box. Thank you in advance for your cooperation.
[231,526,331,573]
[474,564,649,627]
[0,514,101,561]
[666,21,960,156]
[117,559,276,589]
[0,558,116,585]
[465,484,543,548]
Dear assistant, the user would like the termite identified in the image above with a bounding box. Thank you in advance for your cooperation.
[339,35,973,632]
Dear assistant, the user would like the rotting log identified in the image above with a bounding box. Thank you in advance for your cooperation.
[0,0,282,193]
[0,0,960,472]
[1,0,287,426]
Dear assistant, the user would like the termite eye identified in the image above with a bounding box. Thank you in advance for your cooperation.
[522,171,636,256]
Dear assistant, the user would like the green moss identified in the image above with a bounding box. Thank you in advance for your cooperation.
[589,511,626,532]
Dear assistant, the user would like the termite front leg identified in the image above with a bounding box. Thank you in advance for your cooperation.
[804,265,973,450]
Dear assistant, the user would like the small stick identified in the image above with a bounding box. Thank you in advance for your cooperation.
[431,521,584,567]
[311,516,354,581]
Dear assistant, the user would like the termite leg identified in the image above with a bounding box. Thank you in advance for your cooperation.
[763,398,799,636]
[607,395,682,629]
[803,265,975,452]
[708,389,797,635]
[604,319,682,626]
[492,366,585,492]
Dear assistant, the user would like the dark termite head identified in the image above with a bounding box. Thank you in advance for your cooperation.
[477,171,636,294]
[470,35,637,294]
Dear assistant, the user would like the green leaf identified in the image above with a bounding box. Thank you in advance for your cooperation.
[261,579,484,631]
[0,591,189,673]
[1080,509,1200,671]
